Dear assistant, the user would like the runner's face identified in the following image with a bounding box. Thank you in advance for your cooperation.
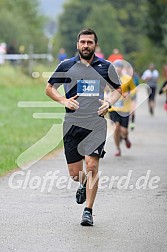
[77,34,96,60]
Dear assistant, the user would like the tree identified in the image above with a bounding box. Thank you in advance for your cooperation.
[57,0,122,57]
[57,0,92,56]
[145,0,167,50]
[54,0,166,69]
[0,0,47,53]
[84,4,123,57]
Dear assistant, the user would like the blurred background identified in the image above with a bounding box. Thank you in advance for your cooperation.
[0,0,167,69]
[0,0,167,176]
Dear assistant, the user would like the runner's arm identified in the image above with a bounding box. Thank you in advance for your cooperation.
[46,83,79,110]
[98,87,122,116]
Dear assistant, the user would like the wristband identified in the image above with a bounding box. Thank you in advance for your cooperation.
[106,101,112,109]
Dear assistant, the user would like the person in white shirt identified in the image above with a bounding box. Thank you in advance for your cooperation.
[0,42,7,65]
[141,63,159,115]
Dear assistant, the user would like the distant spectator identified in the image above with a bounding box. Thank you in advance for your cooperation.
[95,46,104,59]
[7,42,17,54]
[7,41,17,65]
[141,63,159,115]
[162,65,167,80]
[57,48,67,62]
[107,48,123,62]
[0,42,7,65]
[19,45,25,54]
[159,80,167,111]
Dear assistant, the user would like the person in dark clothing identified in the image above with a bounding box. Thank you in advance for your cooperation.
[46,28,122,226]
[159,80,167,111]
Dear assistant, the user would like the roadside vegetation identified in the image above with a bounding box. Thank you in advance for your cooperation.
[0,63,64,176]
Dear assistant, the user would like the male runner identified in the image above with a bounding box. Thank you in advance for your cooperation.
[46,28,122,226]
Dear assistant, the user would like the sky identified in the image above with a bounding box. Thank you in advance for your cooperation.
[38,0,67,17]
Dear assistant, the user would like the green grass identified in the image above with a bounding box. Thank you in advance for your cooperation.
[0,63,64,176]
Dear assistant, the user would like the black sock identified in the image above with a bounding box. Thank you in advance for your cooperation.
[84,207,92,214]
[83,180,87,187]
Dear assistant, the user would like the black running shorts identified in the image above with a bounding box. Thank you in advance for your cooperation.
[63,118,107,164]
[109,111,129,128]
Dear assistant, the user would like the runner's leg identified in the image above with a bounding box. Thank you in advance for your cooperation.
[68,160,86,183]
[85,155,99,209]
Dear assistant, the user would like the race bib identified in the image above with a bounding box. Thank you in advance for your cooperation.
[77,79,100,96]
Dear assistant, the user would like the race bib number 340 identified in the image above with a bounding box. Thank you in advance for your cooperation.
[77,79,100,96]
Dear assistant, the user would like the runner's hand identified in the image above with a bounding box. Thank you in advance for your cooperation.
[98,99,110,116]
[64,95,79,110]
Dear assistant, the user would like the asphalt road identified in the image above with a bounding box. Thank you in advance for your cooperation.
[0,88,167,252]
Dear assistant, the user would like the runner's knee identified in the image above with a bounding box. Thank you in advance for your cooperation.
[69,167,80,181]
[85,159,98,176]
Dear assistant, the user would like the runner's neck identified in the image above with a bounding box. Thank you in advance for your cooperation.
[79,55,94,66]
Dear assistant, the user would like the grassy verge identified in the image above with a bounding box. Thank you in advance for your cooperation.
[0,63,64,176]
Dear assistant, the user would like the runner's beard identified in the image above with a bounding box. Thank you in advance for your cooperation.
[79,48,95,60]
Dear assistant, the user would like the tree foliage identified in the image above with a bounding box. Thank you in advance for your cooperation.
[145,0,167,51]
[56,0,167,70]
[0,0,166,70]
[57,0,146,57]
[57,0,92,56]
[85,4,123,57]
[57,0,124,57]
[0,0,47,53]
